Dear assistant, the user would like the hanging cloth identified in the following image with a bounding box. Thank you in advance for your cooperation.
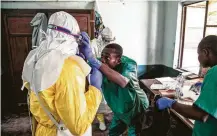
[30,13,48,49]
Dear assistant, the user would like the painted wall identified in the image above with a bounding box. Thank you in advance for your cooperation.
[163,1,179,67]
[2,0,166,65]
[96,1,165,65]
[1,1,94,9]
[2,0,181,76]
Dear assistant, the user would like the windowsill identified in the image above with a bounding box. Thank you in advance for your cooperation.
[175,68,200,75]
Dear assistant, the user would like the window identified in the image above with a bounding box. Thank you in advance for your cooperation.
[177,0,217,74]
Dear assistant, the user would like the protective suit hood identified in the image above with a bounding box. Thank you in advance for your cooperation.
[91,27,116,58]
[22,11,90,93]
[101,27,115,42]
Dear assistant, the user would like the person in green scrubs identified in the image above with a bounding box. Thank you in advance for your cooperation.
[100,44,149,136]
[79,38,149,136]
[156,35,217,136]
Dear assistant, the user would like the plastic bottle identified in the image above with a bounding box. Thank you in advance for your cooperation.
[175,74,184,100]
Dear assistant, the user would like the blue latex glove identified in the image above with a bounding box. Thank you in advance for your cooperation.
[79,32,102,69]
[156,97,176,110]
[190,82,203,95]
[195,82,202,87]
[76,52,85,60]
[89,67,102,91]
[79,32,93,60]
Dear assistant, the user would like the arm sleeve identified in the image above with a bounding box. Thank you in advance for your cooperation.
[121,63,149,109]
[55,60,102,135]
[121,63,138,87]
[194,67,217,119]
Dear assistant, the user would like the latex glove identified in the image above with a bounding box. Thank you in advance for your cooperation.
[194,82,202,87]
[79,32,93,60]
[156,97,176,110]
[89,67,102,91]
[76,52,85,60]
[190,81,203,95]
[79,32,102,69]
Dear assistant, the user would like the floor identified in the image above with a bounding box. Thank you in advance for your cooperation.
[2,112,32,136]
[1,111,127,136]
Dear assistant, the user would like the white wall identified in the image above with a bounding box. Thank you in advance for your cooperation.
[96,1,165,65]
[1,1,94,9]
[2,0,177,66]
[163,1,179,67]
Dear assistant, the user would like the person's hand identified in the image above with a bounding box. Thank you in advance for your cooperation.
[156,97,176,110]
[89,67,102,91]
[79,32,93,60]
[79,32,102,69]
[194,82,202,87]
[76,52,85,60]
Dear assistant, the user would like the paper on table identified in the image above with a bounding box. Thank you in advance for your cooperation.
[150,84,167,90]
[181,72,193,76]
[155,77,176,89]
[178,98,193,105]
[156,77,176,83]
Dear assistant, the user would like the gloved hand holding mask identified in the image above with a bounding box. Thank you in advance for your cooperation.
[79,32,102,69]
[89,67,102,91]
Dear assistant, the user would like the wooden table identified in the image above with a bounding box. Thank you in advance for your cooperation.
[140,79,194,129]
[140,78,202,136]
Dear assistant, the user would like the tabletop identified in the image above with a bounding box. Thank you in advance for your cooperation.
[140,78,203,129]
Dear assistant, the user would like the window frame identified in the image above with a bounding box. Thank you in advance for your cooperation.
[177,0,216,75]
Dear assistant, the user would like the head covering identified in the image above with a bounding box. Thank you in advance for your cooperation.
[101,27,115,42]
[94,11,105,38]
[22,11,84,93]
[91,27,116,58]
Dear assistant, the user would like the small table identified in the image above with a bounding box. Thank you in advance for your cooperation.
[140,78,202,136]
[140,79,195,129]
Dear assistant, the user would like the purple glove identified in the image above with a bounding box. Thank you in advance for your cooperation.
[89,67,102,91]
[79,32,102,69]
[76,53,86,60]
[79,32,93,60]
[156,97,176,110]
[195,82,203,87]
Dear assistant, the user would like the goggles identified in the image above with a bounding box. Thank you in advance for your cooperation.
[47,24,82,42]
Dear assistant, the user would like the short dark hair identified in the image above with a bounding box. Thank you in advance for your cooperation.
[105,43,123,57]
[198,35,217,56]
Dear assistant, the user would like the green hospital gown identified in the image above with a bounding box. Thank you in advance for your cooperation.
[101,56,149,125]
[193,65,217,136]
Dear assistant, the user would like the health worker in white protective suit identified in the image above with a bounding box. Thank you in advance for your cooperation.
[91,27,116,58]
[22,11,102,136]
[90,27,115,131]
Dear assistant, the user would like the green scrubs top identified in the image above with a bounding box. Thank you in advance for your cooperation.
[193,65,217,136]
[101,56,149,125]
